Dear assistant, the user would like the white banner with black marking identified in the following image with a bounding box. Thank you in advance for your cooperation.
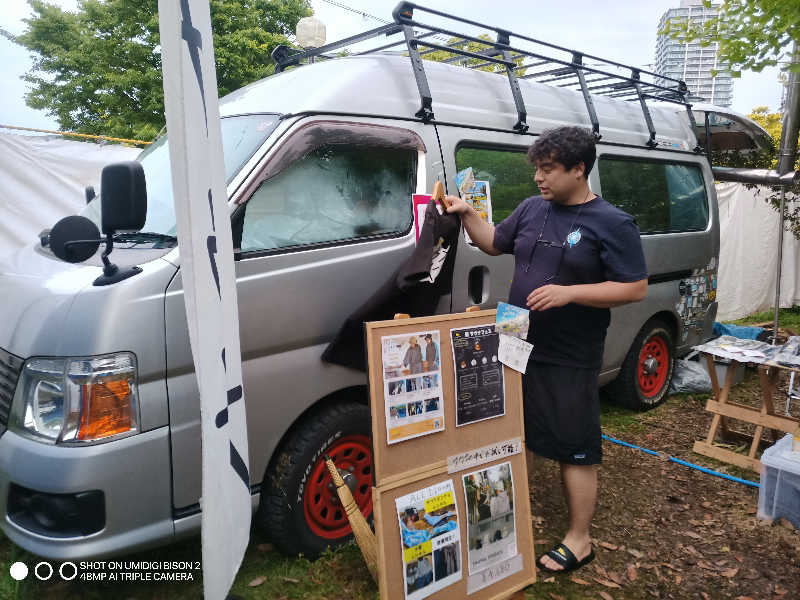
[158,1,250,598]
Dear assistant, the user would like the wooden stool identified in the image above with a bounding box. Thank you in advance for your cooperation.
[693,354,799,471]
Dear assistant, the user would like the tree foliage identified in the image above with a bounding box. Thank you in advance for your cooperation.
[660,0,799,76]
[422,34,526,75]
[15,0,311,141]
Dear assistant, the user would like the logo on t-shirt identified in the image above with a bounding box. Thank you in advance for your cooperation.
[566,229,582,248]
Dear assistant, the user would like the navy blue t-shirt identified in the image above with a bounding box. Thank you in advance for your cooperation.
[493,195,648,368]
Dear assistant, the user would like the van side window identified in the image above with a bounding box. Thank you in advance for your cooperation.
[240,145,415,252]
[598,158,709,233]
[455,147,538,223]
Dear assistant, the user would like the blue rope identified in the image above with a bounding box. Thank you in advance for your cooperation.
[602,434,760,488]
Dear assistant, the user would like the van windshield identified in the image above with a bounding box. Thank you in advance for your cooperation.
[82,114,280,238]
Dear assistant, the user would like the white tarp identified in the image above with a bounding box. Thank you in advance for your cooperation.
[716,181,800,321]
[0,132,139,258]
[158,0,250,598]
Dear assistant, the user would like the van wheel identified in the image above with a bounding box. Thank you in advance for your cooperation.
[256,402,373,557]
[608,318,675,411]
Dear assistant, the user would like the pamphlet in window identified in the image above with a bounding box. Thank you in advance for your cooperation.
[454,167,475,199]
[396,479,462,600]
[382,331,445,444]
[462,180,493,246]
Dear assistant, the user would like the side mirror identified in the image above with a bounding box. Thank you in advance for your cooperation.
[101,161,147,234]
[49,216,102,263]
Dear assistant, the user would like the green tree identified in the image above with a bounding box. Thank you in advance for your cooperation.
[660,0,800,76]
[13,0,311,142]
[422,34,526,75]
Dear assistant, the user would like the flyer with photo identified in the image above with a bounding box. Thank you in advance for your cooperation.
[462,180,493,246]
[396,480,463,600]
[451,325,505,427]
[382,331,445,444]
[462,462,517,576]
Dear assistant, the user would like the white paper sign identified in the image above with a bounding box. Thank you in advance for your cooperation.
[447,438,522,474]
[466,553,523,595]
[498,334,533,373]
[158,1,250,598]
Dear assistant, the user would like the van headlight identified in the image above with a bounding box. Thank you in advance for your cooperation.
[9,352,139,444]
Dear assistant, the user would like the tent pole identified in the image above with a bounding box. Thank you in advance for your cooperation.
[772,186,786,345]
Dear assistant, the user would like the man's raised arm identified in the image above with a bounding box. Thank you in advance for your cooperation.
[443,194,502,256]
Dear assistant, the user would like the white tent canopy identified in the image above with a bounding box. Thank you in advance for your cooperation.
[0,132,140,258]
[716,181,800,321]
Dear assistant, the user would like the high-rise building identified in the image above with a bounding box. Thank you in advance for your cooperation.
[655,0,733,107]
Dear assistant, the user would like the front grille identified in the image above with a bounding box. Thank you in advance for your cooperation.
[0,347,24,430]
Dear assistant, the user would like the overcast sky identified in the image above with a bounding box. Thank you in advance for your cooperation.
[0,0,785,133]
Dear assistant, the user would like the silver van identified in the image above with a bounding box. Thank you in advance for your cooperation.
[0,5,771,559]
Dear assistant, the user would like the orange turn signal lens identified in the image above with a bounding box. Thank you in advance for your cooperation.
[77,379,134,441]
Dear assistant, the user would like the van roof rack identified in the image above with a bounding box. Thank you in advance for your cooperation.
[272,2,701,151]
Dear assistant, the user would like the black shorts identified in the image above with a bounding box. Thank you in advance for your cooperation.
[523,362,602,465]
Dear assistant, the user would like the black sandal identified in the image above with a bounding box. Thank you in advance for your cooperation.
[536,543,595,573]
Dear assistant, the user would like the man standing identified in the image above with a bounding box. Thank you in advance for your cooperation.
[444,126,648,573]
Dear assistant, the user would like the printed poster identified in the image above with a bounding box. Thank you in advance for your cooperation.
[451,325,505,426]
[463,180,493,246]
[382,331,444,444]
[462,462,517,576]
[396,480,462,600]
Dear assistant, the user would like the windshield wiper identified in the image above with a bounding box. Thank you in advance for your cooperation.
[113,232,178,246]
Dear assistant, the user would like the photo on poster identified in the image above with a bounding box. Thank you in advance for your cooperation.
[462,461,517,576]
[382,331,444,444]
[396,479,463,600]
[451,325,505,426]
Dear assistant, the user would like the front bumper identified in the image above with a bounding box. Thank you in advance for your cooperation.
[0,426,174,560]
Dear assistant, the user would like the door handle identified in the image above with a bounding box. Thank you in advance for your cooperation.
[468,266,490,305]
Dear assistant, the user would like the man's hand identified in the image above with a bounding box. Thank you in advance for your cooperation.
[443,194,470,215]
[526,284,574,311]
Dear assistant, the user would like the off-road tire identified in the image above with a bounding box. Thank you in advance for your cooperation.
[256,401,372,557]
[607,318,675,411]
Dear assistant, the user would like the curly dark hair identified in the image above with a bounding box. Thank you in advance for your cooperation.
[527,126,596,178]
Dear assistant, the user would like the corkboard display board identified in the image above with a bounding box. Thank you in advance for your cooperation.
[372,452,535,600]
[366,310,535,599]
[366,310,524,486]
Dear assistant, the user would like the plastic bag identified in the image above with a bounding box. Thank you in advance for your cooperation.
[668,358,712,394]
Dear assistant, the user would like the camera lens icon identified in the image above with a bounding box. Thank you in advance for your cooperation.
[9,561,28,581]
[35,562,53,581]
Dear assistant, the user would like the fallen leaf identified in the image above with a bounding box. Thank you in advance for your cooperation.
[248,576,266,587]
[593,577,622,589]
[626,564,638,582]
[607,570,624,585]
[548,594,565,600]
[743,570,760,580]
[593,564,609,579]
[675,575,682,585]
[660,563,679,571]
[720,545,730,552]
[569,576,591,585]
[626,548,644,559]
[257,543,274,552]
[778,518,796,531]
[701,593,710,600]
[775,585,789,597]
[599,592,614,600]
[544,576,555,583]
[746,507,757,515]
[599,541,619,551]
[702,501,713,508]
[735,555,744,563]
[683,531,702,540]
[689,519,704,527]
[736,597,756,600]
[697,560,715,570]
[281,577,300,583]
[721,568,739,578]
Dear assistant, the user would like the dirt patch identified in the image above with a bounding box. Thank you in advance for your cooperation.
[527,367,800,599]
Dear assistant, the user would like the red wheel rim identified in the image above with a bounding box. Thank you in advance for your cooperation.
[303,435,373,539]
[637,335,669,398]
